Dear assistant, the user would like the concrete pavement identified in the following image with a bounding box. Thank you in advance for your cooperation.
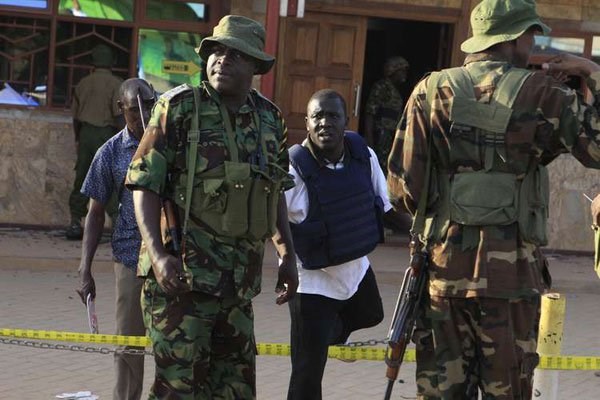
[0,227,599,399]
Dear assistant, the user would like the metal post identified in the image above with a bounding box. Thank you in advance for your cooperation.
[532,293,566,399]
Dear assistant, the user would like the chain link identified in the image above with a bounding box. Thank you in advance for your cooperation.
[343,337,389,347]
[0,337,153,356]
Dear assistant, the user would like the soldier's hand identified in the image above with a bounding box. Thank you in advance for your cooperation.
[591,194,600,227]
[542,53,600,78]
[152,253,191,296]
[76,269,96,305]
[275,255,298,305]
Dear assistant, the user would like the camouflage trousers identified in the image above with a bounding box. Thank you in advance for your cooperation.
[414,295,541,400]
[142,277,256,400]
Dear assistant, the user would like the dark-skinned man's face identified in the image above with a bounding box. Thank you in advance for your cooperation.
[119,84,154,139]
[206,43,257,97]
[306,95,348,160]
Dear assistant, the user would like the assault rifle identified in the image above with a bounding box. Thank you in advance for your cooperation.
[383,237,429,400]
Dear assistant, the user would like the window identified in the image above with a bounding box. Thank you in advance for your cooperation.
[58,0,134,21]
[533,36,585,56]
[145,1,207,23]
[138,29,203,93]
[592,36,600,65]
[0,16,50,106]
[0,1,47,9]
[0,0,226,108]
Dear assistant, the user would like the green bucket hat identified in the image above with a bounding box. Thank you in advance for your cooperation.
[461,0,551,54]
[197,15,275,75]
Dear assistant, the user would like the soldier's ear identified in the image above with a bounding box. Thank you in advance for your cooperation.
[117,100,123,111]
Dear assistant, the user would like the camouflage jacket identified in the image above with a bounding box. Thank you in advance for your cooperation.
[126,82,293,300]
[388,53,600,299]
[365,77,404,133]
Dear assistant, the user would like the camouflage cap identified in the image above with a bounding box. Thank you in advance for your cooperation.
[196,15,275,75]
[384,56,410,77]
[461,0,550,54]
[91,44,114,68]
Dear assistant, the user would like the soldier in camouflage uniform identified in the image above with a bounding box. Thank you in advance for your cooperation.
[388,0,600,399]
[364,56,409,175]
[125,15,298,399]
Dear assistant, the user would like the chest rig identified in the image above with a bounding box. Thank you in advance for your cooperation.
[423,66,549,247]
[174,86,284,241]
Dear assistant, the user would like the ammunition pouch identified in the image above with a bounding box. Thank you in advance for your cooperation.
[178,160,281,240]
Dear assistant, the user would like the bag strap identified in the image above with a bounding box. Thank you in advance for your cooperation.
[183,86,201,238]
[411,72,442,239]
[491,68,531,109]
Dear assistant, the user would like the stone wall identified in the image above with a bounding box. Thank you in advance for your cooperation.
[0,108,74,227]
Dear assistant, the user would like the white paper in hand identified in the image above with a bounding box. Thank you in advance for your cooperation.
[86,294,99,334]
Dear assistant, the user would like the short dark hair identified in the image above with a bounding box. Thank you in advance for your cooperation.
[308,89,347,117]
[119,78,153,102]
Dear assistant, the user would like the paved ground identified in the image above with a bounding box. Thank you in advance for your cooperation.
[0,227,599,399]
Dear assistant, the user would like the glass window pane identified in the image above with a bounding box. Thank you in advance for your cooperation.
[0,0,47,8]
[592,37,600,65]
[533,36,585,56]
[146,1,207,22]
[0,16,50,106]
[53,21,130,107]
[58,0,133,22]
[138,29,204,94]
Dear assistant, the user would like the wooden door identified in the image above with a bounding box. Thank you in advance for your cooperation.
[275,12,367,144]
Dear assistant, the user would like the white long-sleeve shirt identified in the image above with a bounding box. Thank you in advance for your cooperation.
[285,146,392,300]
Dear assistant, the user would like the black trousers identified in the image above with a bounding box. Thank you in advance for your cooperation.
[287,266,384,400]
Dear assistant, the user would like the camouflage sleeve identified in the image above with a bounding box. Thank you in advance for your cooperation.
[365,80,383,116]
[125,98,170,194]
[387,78,429,215]
[533,71,600,167]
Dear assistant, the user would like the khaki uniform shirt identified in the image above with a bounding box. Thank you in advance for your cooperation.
[388,53,600,299]
[72,68,122,127]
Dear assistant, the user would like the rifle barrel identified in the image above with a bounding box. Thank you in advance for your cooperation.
[383,380,394,400]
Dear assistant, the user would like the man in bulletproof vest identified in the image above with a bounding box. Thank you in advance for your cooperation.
[285,89,389,400]
[66,44,123,240]
[387,0,600,398]
[125,15,298,399]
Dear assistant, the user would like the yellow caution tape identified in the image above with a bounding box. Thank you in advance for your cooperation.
[2,328,600,369]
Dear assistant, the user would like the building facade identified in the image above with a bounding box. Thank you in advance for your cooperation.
[1,0,600,251]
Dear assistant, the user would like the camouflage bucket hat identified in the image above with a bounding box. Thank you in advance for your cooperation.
[461,0,551,54]
[197,15,275,75]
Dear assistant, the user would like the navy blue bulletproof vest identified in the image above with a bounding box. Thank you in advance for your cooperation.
[289,132,384,269]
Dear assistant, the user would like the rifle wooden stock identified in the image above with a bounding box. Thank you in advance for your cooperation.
[385,336,408,381]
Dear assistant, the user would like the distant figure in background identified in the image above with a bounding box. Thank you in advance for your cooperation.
[364,56,410,174]
[364,56,411,234]
[76,78,155,400]
[66,44,123,240]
